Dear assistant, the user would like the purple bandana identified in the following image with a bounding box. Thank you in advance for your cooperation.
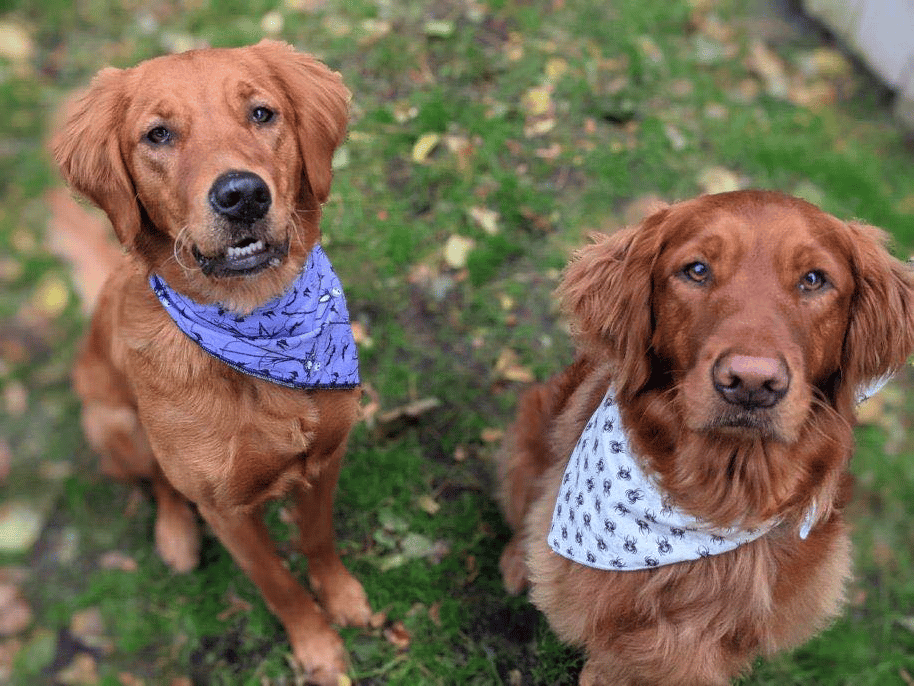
[150,245,360,389]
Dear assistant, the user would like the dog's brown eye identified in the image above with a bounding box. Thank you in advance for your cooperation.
[683,261,710,284]
[145,126,172,145]
[251,106,275,124]
[799,270,827,292]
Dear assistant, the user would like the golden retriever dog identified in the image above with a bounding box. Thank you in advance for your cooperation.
[54,41,370,684]
[497,190,913,685]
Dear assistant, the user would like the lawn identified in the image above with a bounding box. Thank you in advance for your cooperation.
[0,0,911,684]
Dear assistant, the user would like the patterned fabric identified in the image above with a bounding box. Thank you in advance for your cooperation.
[150,245,359,389]
[548,388,776,571]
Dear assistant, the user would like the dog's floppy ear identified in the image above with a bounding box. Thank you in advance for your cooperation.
[254,40,350,205]
[560,207,669,400]
[842,221,913,397]
[52,67,140,248]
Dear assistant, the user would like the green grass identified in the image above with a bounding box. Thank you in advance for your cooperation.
[0,0,912,683]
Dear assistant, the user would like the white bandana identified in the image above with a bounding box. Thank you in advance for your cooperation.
[548,388,778,571]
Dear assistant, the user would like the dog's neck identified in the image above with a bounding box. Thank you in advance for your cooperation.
[548,387,818,572]
[149,244,360,390]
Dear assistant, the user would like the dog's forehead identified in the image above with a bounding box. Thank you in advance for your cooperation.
[128,49,277,113]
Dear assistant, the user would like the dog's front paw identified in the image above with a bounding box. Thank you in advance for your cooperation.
[311,564,372,627]
[290,626,349,686]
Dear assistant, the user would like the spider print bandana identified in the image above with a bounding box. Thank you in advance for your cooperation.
[548,388,778,571]
[150,244,359,390]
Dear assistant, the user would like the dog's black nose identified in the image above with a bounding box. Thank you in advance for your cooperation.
[209,171,271,223]
[713,353,789,409]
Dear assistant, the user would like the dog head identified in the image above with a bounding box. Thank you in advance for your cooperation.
[563,190,912,441]
[53,40,349,312]
[561,190,912,525]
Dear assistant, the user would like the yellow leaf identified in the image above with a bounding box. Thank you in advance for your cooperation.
[417,494,441,516]
[443,234,475,269]
[32,276,69,319]
[522,86,553,117]
[469,206,500,235]
[544,57,569,83]
[411,132,441,163]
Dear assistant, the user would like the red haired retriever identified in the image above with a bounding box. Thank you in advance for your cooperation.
[498,190,913,685]
[54,42,369,684]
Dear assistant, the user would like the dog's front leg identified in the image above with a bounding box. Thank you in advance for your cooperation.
[291,445,372,628]
[196,503,348,686]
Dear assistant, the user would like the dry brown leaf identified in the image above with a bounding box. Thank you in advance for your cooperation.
[99,551,139,573]
[480,427,504,444]
[118,672,146,686]
[56,653,98,685]
[0,583,31,636]
[747,40,789,99]
[70,607,111,652]
[0,440,11,484]
[494,348,535,383]
[217,591,253,621]
[382,620,411,650]
[469,206,500,235]
[2,380,27,418]
[416,494,441,516]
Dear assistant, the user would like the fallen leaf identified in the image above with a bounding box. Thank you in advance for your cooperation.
[118,672,145,686]
[260,10,284,34]
[747,40,789,99]
[217,591,253,621]
[411,132,441,163]
[0,501,45,553]
[480,427,504,443]
[70,607,111,652]
[664,124,687,151]
[0,637,21,682]
[376,398,442,433]
[535,142,563,160]
[697,166,742,194]
[3,380,27,418]
[427,602,442,626]
[544,57,569,83]
[636,36,663,64]
[383,621,411,650]
[522,86,556,137]
[0,583,31,636]
[400,533,434,560]
[416,494,440,516]
[31,275,70,319]
[56,653,98,685]
[424,19,455,37]
[494,348,535,383]
[443,234,475,269]
[99,551,139,573]
[0,21,33,63]
[0,441,10,484]
[468,206,500,235]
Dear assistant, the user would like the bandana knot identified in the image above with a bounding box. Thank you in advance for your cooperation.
[150,245,359,389]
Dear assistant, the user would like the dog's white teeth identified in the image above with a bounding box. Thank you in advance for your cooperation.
[226,240,265,258]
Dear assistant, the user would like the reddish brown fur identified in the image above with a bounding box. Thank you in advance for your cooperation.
[54,42,369,685]
[497,190,913,685]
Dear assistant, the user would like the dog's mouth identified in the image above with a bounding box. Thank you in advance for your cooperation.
[192,237,289,277]
[707,408,781,439]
